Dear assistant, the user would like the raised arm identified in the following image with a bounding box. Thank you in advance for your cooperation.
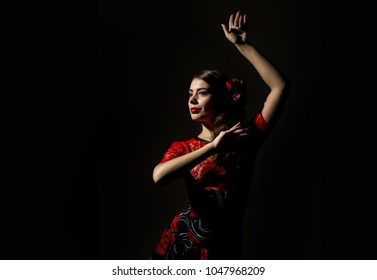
[221,11,286,123]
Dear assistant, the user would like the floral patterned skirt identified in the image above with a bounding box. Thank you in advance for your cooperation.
[150,206,243,260]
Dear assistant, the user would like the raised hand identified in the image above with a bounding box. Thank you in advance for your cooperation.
[221,11,248,44]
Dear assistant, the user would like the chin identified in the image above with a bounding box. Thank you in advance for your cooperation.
[190,115,201,121]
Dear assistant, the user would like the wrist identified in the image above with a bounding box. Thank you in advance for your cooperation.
[234,41,250,49]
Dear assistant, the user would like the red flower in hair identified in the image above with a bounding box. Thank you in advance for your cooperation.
[226,78,246,103]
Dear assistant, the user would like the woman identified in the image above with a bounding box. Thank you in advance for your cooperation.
[151,11,286,260]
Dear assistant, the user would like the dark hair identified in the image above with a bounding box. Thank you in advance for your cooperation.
[192,69,248,168]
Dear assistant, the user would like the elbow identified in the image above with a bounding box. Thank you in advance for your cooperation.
[278,74,291,93]
[152,165,164,186]
[152,170,161,185]
[281,79,287,90]
[152,164,175,186]
[153,175,163,186]
[272,79,287,98]
[277,78,287,92]
[152,160,184,185]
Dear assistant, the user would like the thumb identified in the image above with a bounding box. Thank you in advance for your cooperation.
[221,24,229,35]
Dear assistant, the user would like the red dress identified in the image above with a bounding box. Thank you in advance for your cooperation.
[151,113,269,260]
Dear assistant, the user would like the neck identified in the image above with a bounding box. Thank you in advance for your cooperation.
[198,123,214,141]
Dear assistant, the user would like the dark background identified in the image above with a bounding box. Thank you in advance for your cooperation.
[3,0,376,260]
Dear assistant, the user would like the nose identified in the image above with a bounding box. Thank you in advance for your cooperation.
[189,93,198,104]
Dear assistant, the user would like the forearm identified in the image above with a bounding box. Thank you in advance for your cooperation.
[235,42,286,122]
[235,43,285,91]
[153,143,216,185]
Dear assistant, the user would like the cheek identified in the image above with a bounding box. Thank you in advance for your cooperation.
[202,99,216,113]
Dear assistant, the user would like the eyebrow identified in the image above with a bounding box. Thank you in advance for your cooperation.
[188,87,210,92]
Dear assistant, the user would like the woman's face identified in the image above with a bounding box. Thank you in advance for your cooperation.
[188,78,217,123]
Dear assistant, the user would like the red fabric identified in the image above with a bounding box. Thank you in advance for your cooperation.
[158,113,269,191]
[254,113,269,132]
[160,138,227,190]
[151,208,209,260]
[151,112,270,260]
[160,141,189,163]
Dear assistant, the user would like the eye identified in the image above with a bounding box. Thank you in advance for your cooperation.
[198,90,209,96]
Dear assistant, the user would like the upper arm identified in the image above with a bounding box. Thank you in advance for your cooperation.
[159,141,187,163]
[260,87,285,123]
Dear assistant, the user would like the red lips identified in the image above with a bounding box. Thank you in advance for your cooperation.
[190,108,200,113]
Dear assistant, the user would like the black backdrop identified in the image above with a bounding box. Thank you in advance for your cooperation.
[3,0,376,260]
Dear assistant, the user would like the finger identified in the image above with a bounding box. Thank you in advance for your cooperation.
[225,123,241,133]
[241,14,247,30]
[230,122,242,131]
[228,13,234,31]
[238,132,249,137]
[221,24,229,35]
[240,14,245,27]
[234,11,240,27]
[237,12,242,27]
[234,128,249,134]
[228,127,242,134]
[236,127,250,137]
